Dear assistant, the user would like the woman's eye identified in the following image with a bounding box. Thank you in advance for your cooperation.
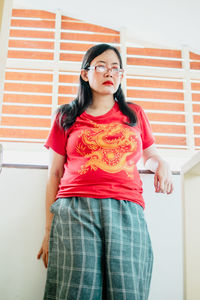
[112,67,119,71]
[96,65,105,71]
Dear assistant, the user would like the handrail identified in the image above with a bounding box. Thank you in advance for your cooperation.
[1,162,180,175]
[0,144,2,174]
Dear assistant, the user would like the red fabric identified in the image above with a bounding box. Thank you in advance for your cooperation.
[45,101,155,208]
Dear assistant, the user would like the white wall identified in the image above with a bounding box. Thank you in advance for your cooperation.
[142,173,183,300]
[0,167,47,300]
[0,167,183,300]
[183,173,200,300]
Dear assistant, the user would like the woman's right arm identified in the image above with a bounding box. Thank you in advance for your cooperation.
[37,148,65,268]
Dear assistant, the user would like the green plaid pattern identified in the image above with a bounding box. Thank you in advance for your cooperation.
[44,197,153,300]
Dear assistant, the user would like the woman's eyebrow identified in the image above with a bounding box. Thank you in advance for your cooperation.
[95,60,119,65]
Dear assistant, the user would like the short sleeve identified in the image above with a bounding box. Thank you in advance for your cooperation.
[44,115,67,156]
[137,106,155,149]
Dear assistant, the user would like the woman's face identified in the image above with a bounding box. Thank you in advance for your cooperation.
[81,49,123,97]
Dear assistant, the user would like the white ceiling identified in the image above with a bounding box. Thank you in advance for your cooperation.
[13,0,200,54]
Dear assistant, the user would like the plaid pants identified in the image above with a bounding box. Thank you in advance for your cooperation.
[44,197,153,300]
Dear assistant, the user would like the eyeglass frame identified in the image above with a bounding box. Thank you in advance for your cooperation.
[86,65,124,76]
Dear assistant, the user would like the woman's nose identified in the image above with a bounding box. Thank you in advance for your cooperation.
[105,68,113,76]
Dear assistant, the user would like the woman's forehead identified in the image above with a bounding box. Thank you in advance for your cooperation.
[91,50,120,65]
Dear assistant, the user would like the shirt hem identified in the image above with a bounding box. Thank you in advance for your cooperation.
[55,193,145,209]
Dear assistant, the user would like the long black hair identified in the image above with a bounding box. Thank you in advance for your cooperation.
[57,43,137,129]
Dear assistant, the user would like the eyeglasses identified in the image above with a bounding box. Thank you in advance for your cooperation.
[87,65,124,76]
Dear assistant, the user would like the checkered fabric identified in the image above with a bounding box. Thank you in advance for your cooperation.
[44,197,153,300]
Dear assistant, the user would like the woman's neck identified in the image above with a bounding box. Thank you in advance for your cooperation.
[85,94,115,116]
[89,94,115,110]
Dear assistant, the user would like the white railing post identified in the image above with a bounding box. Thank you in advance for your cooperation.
[51,9,62,120]
[182,46,195,151]
[0,0,13,124]
[120,27,127,98]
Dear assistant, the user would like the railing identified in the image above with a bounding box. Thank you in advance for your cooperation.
[0,144,2,173]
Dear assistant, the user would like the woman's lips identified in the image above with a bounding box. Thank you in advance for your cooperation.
[103,81,113,85]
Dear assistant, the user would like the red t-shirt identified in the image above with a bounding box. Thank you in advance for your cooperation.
[45,101,155,208]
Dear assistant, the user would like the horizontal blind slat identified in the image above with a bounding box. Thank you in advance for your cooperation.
[2,105,51,116]
[0,128,49,139]
[12,9,56,19]
[1,116,51,127]
[127,47,181,58]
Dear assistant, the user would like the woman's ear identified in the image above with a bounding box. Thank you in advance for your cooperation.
[80,69,89,82]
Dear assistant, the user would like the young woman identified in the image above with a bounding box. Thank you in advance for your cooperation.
[37,43,173,300]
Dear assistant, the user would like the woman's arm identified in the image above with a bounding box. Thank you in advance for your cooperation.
[37,148,65,268]
[143,144,173,194]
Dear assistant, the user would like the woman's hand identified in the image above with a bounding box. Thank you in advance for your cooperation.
[37,148,65,268]
[154,160,173,194]
[37,231,50,268]
[143,144,173,194]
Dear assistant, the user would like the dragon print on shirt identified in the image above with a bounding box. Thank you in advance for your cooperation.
[76,121,138,178]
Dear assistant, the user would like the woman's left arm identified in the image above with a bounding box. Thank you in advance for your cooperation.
[142,144,174,194]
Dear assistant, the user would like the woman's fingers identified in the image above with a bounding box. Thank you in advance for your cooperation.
[37,247,43,260]
[37,234,50,268]
[159,177,165,193]
[43,251,48,268]
[167,181,174,194]
[154,173,173,194]
[37,247,48,268]
[154,174,165,193]
[154,174,159,192]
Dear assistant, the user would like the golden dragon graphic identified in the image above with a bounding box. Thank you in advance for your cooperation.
[76,121,138,178]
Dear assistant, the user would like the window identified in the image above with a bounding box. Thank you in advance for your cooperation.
[0,8,199,155]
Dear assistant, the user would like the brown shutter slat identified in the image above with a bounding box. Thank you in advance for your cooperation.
[1,116,51,127]
[155,136,186,146]
[9,40,54,50]
[59,74,79,83]
[8,50,54,60]
[5,72,53,81]
[151,124,186,134]
[127,89,184,100]
[2,105,51,116]
[147,112,185,123]
[61,21,119,34]
[58,96,74,105]
[4,82,52,93]
[127,78,183,89]
[127,47,181,58]
[3,94,52,105]
[0,128,49,139]
[61,32,120,43]
[10,29,55,39]
[12,9,55,19]
[127,57,182,69]
[133,101,184,111]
